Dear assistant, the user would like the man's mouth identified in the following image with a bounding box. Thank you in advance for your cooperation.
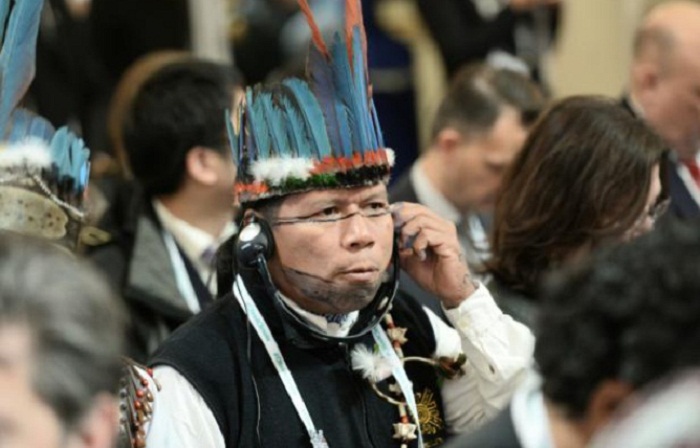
[338,267,379,282]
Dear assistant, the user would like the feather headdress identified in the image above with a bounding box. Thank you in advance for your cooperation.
[0,0,90,248]
[229,0,394,204]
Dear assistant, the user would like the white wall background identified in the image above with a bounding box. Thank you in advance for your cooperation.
[549,0,664,97]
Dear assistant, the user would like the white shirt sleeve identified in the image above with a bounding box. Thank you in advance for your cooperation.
[144,366,225,448]
[426,282,535,434]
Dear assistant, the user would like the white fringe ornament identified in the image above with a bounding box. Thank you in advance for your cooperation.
[350,344,395,383]
[0,138,51,169]
[249,157,314,186]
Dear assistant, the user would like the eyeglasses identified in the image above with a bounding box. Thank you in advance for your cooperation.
[271,204,392,226]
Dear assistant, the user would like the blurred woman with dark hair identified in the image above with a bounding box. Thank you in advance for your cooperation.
[486,95,669,328]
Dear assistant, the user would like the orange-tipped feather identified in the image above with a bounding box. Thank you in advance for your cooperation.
[298,0,329,57]
[345,0,367,69]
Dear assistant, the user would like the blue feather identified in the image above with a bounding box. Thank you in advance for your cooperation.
[281,97,310,159]
[46,127,90,193]
[69,134,89,190]
[0,0,44,137]
[26,114,54,141]
[80,160,91,192]
[260,93,290,159]
[0,0,10,45]
[5,109,29,142]
[352,26,376,149]
[6,108,53,142]
[307,44,349,158]
[335,103,354,159]
[370,99,385,148]
[246,89,270,161]
[238,107,246,166]
[283,78,332,159]
[225,109,238,162]
[49,127,70,179]
[330,35,362,157]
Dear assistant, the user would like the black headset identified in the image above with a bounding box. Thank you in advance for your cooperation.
[234,216,275,269]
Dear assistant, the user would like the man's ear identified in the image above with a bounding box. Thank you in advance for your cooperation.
[185,146,220,186]
[76,393,120,448]
[584,379,634,436]
[434,127,465,154]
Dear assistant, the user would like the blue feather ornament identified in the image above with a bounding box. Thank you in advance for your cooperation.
[351,26,375,149]
[0,1,9,44]
[0,0,43,137]
[230,0,393,203]
[245,88,270,161]
[281,97,310,159]
[258,93,288,158]
[329,35,359,157]
[283,78,332,159]
[6,108,54,143]
[306,44,352,158]
[225,109,238,162]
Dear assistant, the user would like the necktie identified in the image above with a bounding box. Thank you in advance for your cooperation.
[201,245,218,267]
[683,159,700,189]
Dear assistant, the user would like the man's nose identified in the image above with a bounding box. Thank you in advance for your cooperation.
[340,212,375,250]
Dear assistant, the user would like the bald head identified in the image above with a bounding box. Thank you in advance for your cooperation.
[634,1,700,73]
[630,1,700,158]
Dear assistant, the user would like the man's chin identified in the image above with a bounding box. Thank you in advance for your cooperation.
[326,282,382,314]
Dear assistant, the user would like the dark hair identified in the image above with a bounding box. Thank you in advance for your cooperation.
[487,96,668,296]
[430,63,545,139]
[123,59,242,196]
[536,219,700,418]
[0,233,125,430]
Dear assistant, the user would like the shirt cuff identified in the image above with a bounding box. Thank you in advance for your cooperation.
[443,282,503,335]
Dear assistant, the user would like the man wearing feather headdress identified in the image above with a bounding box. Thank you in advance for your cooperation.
[142,1,534,446]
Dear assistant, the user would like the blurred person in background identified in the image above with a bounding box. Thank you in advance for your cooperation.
[448,219,700,448]
[417,0,561,88]
[590,368,700,448]
[0,3,125,445]
[390,63,544,315]
[87,58,242,361]
[486,96,667,328]
[625,0,700,220]
[0,234,125,448]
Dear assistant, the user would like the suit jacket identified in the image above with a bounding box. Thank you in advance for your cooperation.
[87,180,210,361]
[445,405,523,448]
[620,96,700,220]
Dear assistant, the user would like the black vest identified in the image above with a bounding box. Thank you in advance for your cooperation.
[151,270,450,447]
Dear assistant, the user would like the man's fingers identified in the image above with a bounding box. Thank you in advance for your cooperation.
[397,215,456,245]
[399,226,459,261]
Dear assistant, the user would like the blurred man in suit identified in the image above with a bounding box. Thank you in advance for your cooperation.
[626,0,700,219]
[389,64,543,313]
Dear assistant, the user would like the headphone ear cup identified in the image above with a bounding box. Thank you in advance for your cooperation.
[235,219,275,268]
